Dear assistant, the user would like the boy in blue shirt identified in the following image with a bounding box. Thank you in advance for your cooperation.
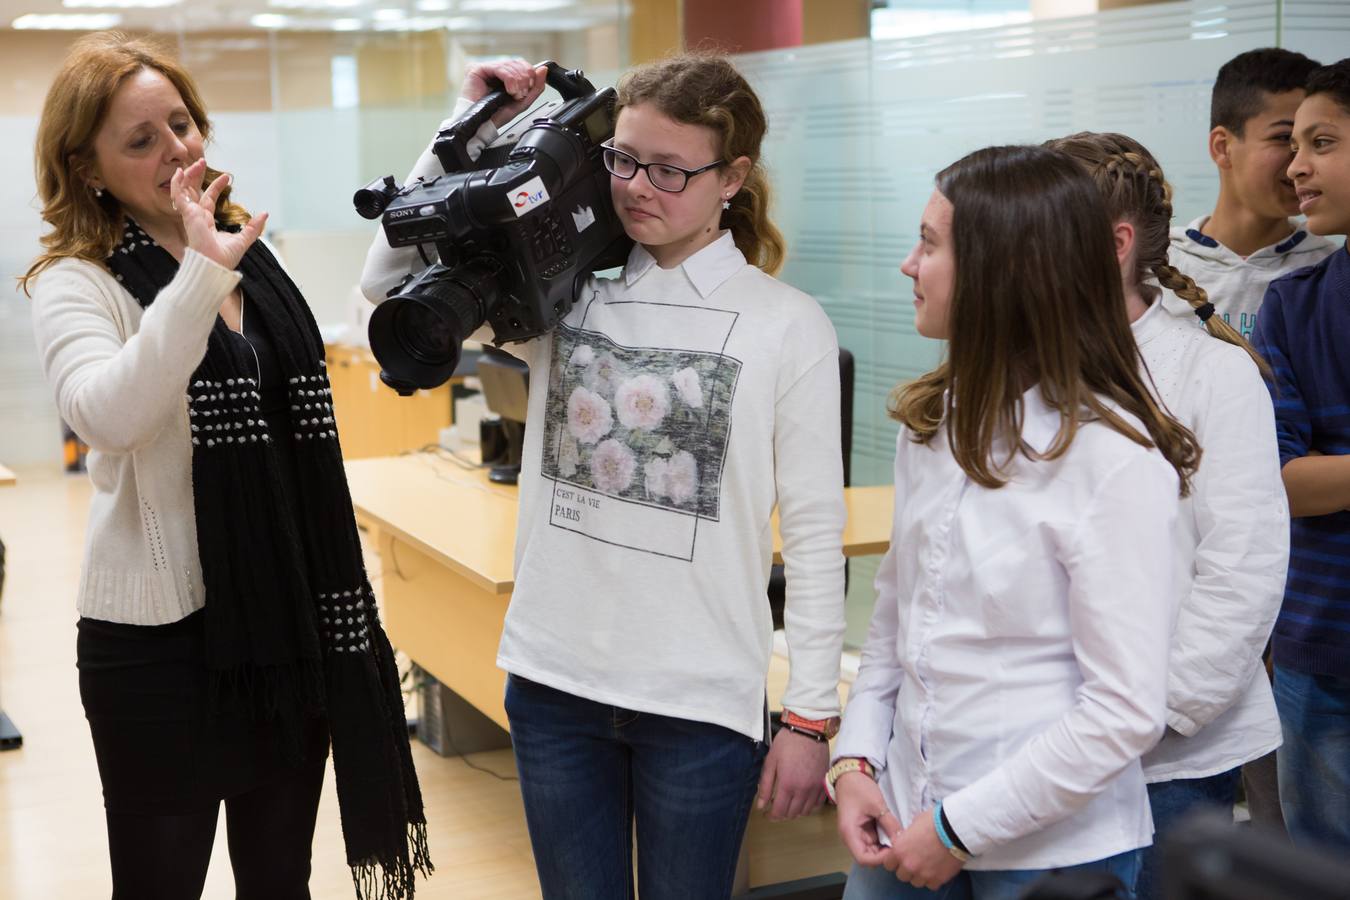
[1164,48,1336,339]
[1251,57,1350,853]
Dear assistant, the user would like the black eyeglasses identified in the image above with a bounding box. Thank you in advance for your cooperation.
[601,143,722,193]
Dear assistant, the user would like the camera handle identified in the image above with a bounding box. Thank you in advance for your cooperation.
[434,61,597,173]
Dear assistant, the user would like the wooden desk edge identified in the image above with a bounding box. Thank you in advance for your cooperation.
[355,508,514,595]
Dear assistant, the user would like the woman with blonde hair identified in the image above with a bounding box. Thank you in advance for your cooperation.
[26,32,429,900]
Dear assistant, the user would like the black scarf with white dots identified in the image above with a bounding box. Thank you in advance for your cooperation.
[107,217,431,900]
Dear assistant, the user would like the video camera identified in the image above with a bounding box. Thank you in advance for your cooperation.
[354,61,632,395]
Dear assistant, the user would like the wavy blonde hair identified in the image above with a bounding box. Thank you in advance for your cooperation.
[21,31,249,294]
[615,52,786,275]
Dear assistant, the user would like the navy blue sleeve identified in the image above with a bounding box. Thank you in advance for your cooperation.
[1252,282,1310,467]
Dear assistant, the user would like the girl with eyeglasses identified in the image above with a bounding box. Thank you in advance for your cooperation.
[362,54,847,900]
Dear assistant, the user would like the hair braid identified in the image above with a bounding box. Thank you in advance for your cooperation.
[1046,132,1272,380]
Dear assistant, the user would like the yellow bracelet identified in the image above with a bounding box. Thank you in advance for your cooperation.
[824,757,875,803]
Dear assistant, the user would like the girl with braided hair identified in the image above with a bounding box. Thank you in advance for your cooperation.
[1047,132,1290,900]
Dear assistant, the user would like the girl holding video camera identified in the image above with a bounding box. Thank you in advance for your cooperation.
[829,145,1198,899]
[363,54,846,899]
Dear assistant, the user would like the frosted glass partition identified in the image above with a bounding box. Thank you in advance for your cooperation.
[733,0,1335,645]
[737,0,1288,493]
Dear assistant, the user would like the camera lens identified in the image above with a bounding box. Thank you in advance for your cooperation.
[394,302,456,367]
[367,258,502,391]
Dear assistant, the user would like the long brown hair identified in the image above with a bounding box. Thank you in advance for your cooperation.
[890,145,1201,496]
[1046,131,1271,379]
[21,31,249,294]
[615,53,786,275]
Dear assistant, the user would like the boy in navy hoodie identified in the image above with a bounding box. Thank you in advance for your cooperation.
[1251,58,1350,853]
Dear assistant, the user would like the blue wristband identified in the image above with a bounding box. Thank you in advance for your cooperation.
[933,801,971,861]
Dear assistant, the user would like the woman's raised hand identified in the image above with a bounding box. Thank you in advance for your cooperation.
[172,159,267,271]
[460,58,550,128]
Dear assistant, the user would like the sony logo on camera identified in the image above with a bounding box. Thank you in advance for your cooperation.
[387,204,437,220]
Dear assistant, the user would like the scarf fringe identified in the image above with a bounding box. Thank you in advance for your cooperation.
[349,823,434,900]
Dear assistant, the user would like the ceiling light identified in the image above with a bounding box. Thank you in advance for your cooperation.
[62,0,178,7]
[372,7,406,20]
[332,16,362,28]
[269,0,361,8]
[250,12,289,27]
[459,0,570,10]
[415,0,450,9]
[13,12,122,27]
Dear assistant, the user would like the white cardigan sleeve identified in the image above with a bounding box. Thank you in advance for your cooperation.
[31,250,241,454]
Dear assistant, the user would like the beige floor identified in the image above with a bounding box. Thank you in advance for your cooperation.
[0,463,852,899]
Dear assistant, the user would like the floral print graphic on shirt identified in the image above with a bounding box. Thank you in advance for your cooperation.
[541,323,740,521]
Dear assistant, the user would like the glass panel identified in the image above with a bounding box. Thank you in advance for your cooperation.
[737,0,1283,646]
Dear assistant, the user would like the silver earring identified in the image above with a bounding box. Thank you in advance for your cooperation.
[93,186,104,198]
[722,196,731,210]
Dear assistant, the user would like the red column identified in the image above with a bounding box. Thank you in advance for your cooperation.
[682,0,803,54]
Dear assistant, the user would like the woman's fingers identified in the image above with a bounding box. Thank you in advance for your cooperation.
[200,172,230,211]
[240,211,268,248]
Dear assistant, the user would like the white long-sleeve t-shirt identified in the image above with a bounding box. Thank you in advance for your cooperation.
[1131,299,1287,782]
[834,388,1179,869]
[361,111,846,740]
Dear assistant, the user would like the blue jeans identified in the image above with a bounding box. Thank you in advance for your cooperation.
[843,849,1141,900]
[504,674,768,900]
[1136,768,1239,900]
[1274,665,1350,852]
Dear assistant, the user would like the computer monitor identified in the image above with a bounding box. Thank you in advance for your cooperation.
[476,347,528,485]
[1160,812,1350,900]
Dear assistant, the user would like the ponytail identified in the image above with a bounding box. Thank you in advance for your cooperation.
[725,165,785,275]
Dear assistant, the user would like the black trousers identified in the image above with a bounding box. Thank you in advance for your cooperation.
[78,611,329,900]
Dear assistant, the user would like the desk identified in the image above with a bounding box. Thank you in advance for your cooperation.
[347,452,894,731]
[325,344,456,460]
[347,452,894,893]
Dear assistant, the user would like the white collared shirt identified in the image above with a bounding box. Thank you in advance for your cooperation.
[1131,299,1287,781]
[835,389,1179,869]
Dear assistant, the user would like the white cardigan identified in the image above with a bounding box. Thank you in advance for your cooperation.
[30,249,242,624]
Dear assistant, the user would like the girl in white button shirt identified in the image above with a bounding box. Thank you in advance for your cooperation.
[829,144,1201,900]
[1048,132,1288,900]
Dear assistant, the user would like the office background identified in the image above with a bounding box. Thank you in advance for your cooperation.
[1,0,1347,643]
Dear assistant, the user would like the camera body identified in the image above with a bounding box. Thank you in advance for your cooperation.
[356,62,632,394]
